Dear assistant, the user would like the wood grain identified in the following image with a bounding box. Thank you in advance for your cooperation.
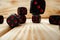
[0,0,60,18]
[0,19,60,40]
[0,19,11,37]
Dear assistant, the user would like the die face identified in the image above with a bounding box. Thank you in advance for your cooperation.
[7,14,19,28]
[30,0,46,15]
[49,17,57,25]
[32,15,41,23]
[17,7,27,15]
[49,15,60,25]
[19,15,26,24]
[0,15,4,24]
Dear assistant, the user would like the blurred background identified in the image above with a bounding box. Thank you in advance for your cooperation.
[0,0,60,18]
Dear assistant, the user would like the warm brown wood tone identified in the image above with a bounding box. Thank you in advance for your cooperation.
[0,19,60,40]
[0,0,60,19]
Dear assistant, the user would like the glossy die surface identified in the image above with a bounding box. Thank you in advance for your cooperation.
[7,14,19,28]
[32,15,41,23]
[17,7,27,15]
[19,15,26,24]
[0,15,4,24]
[30,0,46,15]
[49,15,60,25]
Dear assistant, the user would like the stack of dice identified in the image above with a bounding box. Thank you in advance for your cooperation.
[7,7,27,28]
[30,0,46,23]
[17,7,27,24]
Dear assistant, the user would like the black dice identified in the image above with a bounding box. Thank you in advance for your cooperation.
[14,14,26,24]
[30,0,46,15]
[6,14,19,28]
[17,7,27,15]
[49,15,60,25]
[0,15,4,24]
[32,15,41,23]
[6,7,27,28]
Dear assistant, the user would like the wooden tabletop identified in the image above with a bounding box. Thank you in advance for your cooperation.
[0,19,60,40]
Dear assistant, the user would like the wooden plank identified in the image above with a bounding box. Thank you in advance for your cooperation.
[41,19,59,31]
[0,26,24,40]
[0,19,11,37]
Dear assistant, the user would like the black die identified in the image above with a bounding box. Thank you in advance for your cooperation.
[17,7,27,15]
[49,15,60,25]
[0,15,4,24]
[32,15,41,23]
[6,14,19,28]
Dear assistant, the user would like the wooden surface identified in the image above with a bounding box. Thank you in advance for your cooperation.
[0,19,11,37]
[0,19,60,40]
[0,0,60,18]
